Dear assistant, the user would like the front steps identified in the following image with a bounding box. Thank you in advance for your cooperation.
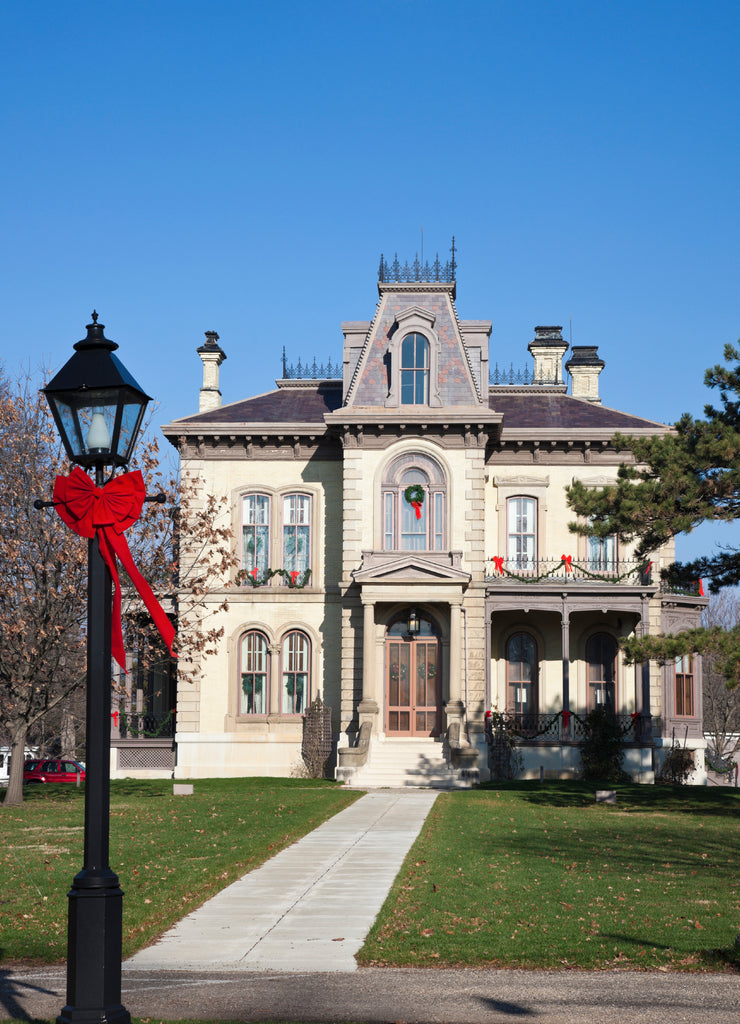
[341,736,477,789]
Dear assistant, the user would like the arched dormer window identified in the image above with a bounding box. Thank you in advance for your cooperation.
[382,452,446,551]
[401,333,430,404]
[384,305,442,408]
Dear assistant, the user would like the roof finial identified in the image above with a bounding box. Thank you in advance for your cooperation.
[91,310,98,323]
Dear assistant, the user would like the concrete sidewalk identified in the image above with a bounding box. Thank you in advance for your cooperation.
[124,789,438,973]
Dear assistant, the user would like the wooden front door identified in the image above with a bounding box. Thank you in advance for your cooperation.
[386,636,441,736]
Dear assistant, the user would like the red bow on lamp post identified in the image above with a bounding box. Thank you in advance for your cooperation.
[53,467,176,670]
[561,554,573,573]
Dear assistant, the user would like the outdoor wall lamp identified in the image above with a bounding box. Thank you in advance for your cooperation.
[407,608,421,635]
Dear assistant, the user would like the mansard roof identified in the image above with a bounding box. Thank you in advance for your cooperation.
[491,393,667,434]
[164,381,667,442]
[170,382,343,427]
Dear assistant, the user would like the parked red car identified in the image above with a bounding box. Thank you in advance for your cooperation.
[23,759,86,784]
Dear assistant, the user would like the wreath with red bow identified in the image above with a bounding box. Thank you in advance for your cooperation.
[404,484,424,520]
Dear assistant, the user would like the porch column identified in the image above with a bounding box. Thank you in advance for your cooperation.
[484,599,492,709]
[446,600,465,729]
[561,596,571,713]
[638,595,653,739]
[358,597,379,729]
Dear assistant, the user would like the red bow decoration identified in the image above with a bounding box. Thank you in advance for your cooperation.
[411,500,422,520]
[492,556,504,575]
[561,554,573,573]
[562,710,571,729]
[53,467,176,671]
[290,570,300,585]
[698,578,705,596]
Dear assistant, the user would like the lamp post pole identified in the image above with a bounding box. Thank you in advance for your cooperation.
[42,315,152,1024]
[58,462,129,1024]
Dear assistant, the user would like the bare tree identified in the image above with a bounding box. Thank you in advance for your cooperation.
[0,367,236,807]
[0,368,87,806]
[702,590,740,766]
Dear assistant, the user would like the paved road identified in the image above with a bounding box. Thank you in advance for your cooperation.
[3,964,739,1023]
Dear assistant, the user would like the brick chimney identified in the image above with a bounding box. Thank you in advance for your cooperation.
[527,326,568,384]
[197,331,227,412]
[565,346,605,404]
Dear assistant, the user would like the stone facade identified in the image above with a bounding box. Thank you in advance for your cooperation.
[148,264,708,786]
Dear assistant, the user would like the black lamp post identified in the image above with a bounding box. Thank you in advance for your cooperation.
[43,313,151,1024]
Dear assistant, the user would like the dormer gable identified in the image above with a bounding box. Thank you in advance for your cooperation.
[343,247,488,412]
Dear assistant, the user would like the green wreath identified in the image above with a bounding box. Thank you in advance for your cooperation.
[404,484,424,506]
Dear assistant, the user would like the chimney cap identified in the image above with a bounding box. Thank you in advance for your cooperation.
[565,345,605,370]
[197,330,226,358]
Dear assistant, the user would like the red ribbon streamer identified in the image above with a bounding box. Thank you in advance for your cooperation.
[562,710,571,729]
[561,554,573,573]
[411,500,422,520]
[53,467,176,671]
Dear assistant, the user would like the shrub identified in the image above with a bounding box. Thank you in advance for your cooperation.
[580,707,629,783]
[657,742,694,785]
[487,712,523,780]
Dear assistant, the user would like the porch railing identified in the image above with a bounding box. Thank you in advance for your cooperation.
[486,710,653,744]
[484,557,651,585]
[119,709,176,739]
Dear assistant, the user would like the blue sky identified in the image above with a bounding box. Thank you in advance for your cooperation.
[1,0,738,563]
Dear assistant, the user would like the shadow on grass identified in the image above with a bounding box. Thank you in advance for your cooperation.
[477,779,740,817]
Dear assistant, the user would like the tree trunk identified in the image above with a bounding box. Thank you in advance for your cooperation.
[3,722,28,807]
[61,708,76,758]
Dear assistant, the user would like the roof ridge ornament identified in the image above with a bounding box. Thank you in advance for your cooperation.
[378,237,457,283]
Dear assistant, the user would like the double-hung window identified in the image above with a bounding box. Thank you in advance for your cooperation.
[506,632,538,730]
[240,631,269,715]
[400,333,430,405]
[674,654,694,716]
[242,494,270,579]
[587,532,617,572]
[282,630,310,713]
[587,633,617,711]
[282,494,311,583]
[507,497,536,570]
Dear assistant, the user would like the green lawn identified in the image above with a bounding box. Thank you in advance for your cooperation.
[1,777,359,964]
[3,778,739,973]
[359,782,740,971]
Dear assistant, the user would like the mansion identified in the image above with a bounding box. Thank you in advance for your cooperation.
[111,254,707,785]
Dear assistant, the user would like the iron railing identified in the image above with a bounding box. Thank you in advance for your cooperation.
[119,710,175,739]
[488,711,652,744]
[485,557,652,585]
[489,363,560,386]
[378,238,457,284]
[280,349,342,380]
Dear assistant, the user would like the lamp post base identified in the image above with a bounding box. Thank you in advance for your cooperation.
[57,869,130,1024]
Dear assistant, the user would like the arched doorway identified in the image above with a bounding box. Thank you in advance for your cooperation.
[385,613,441,736]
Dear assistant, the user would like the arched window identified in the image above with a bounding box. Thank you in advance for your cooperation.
[507,497,536,570]
[400,333,430,405]
[242,494,270,577]
[506,632,538,729]
[282,494,311,584]
[282,631,310,714]
[240,631,269,715]
[587,633,617,711]
[382,453,446,551]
